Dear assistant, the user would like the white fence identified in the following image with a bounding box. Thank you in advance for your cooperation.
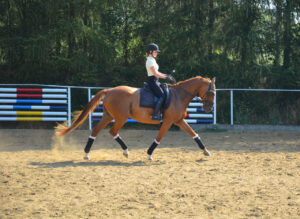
[0,84,299,128]
[217,88,300,125]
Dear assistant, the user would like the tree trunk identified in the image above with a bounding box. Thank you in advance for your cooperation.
[123,5,129,67]
[68,1,75,59]
[83,5,88,54]
[283,0,292,69]
[56,40,61,56]
[19,0,27,65]
[274,0,282,67]
[241,40,247,66]
[208,0,214,58]
[67,1,75,80]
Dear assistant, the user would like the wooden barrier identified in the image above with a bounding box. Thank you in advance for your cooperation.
[0,88,69,122]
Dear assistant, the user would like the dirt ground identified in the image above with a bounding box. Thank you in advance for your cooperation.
[0,128,299,219]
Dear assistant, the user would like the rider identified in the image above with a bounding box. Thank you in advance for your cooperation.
[146,43,168,120]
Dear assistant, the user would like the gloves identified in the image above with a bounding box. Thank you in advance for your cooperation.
[166,75,176,84]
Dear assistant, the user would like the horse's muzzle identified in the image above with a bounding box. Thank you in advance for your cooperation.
[203,100,214,113]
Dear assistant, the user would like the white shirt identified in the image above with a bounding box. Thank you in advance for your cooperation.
[146,57,159,77]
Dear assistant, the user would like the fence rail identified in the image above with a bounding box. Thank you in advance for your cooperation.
[216,88,300,125]
[0,84,299,128]
[0,84,71,126]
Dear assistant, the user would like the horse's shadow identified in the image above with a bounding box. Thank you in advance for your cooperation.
[30,160,165,168]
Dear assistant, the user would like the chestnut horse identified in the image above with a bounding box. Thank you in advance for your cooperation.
[56,76,216,160]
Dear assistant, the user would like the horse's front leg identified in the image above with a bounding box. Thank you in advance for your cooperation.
[175,119,211,156]
[147,121,173,161]
[109,117,129,158]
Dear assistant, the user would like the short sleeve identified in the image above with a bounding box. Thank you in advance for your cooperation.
[146,58,155,68]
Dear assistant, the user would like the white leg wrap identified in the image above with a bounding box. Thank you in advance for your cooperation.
[193,134,200,139]
[154,139,160,144]
[113,134,120,139]
[89,135,96,140]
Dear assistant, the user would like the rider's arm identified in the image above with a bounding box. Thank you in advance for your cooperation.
[150,66,167,79]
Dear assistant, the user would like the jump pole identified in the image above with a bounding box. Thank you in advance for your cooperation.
[230,90,233,125]
[68,87,71,127]
[88,88,92,130]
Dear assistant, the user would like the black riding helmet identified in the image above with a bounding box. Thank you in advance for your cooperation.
[146,43,160,53]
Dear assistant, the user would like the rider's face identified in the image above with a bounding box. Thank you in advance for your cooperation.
[152,51,158,58]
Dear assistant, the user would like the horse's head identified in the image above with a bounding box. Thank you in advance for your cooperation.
[200,77,216,113]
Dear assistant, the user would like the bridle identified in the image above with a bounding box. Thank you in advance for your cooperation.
[202,81,215,110]
[182,79,215,109]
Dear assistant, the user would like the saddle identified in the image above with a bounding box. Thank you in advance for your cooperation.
[139,82,171,112]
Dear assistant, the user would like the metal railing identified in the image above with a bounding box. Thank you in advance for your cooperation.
[216,88,300,125]
[1,84,299,127]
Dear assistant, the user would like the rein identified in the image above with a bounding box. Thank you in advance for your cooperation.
[175,77,215,105]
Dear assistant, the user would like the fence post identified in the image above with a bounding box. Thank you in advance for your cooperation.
[230,90,233,125]
[213,92,217,125]
[68,87,71,127]
[88,88,92,130]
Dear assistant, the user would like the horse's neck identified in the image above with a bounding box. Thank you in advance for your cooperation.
[176,88,195,108]
[173,79,203,107]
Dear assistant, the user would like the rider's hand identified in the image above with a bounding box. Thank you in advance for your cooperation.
[166,75,176,84]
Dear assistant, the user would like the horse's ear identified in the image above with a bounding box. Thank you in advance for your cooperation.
[211,77,216,86]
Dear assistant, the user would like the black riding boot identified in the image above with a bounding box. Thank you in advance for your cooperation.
[152,97,164,120]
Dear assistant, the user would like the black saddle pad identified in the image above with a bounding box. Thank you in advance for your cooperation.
[140,88,158,108]
[139,83,171,109]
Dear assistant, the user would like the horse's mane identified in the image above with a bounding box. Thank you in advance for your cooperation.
[171,76,210,87]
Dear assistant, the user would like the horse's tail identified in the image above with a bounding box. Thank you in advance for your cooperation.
[55,89,107,137]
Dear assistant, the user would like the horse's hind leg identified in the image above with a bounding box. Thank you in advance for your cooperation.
[109,118,129,158]
[174,119,211,156]
[83,112,112,160]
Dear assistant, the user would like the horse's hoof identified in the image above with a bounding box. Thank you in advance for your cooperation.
[83,153,90,160]
[123,149,129,158]
[148,155,153,161]
[203,149,211,156]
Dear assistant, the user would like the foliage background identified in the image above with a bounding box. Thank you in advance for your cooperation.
[0,0,299,124]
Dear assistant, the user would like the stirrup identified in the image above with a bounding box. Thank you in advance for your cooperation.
[152,115,162,121]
